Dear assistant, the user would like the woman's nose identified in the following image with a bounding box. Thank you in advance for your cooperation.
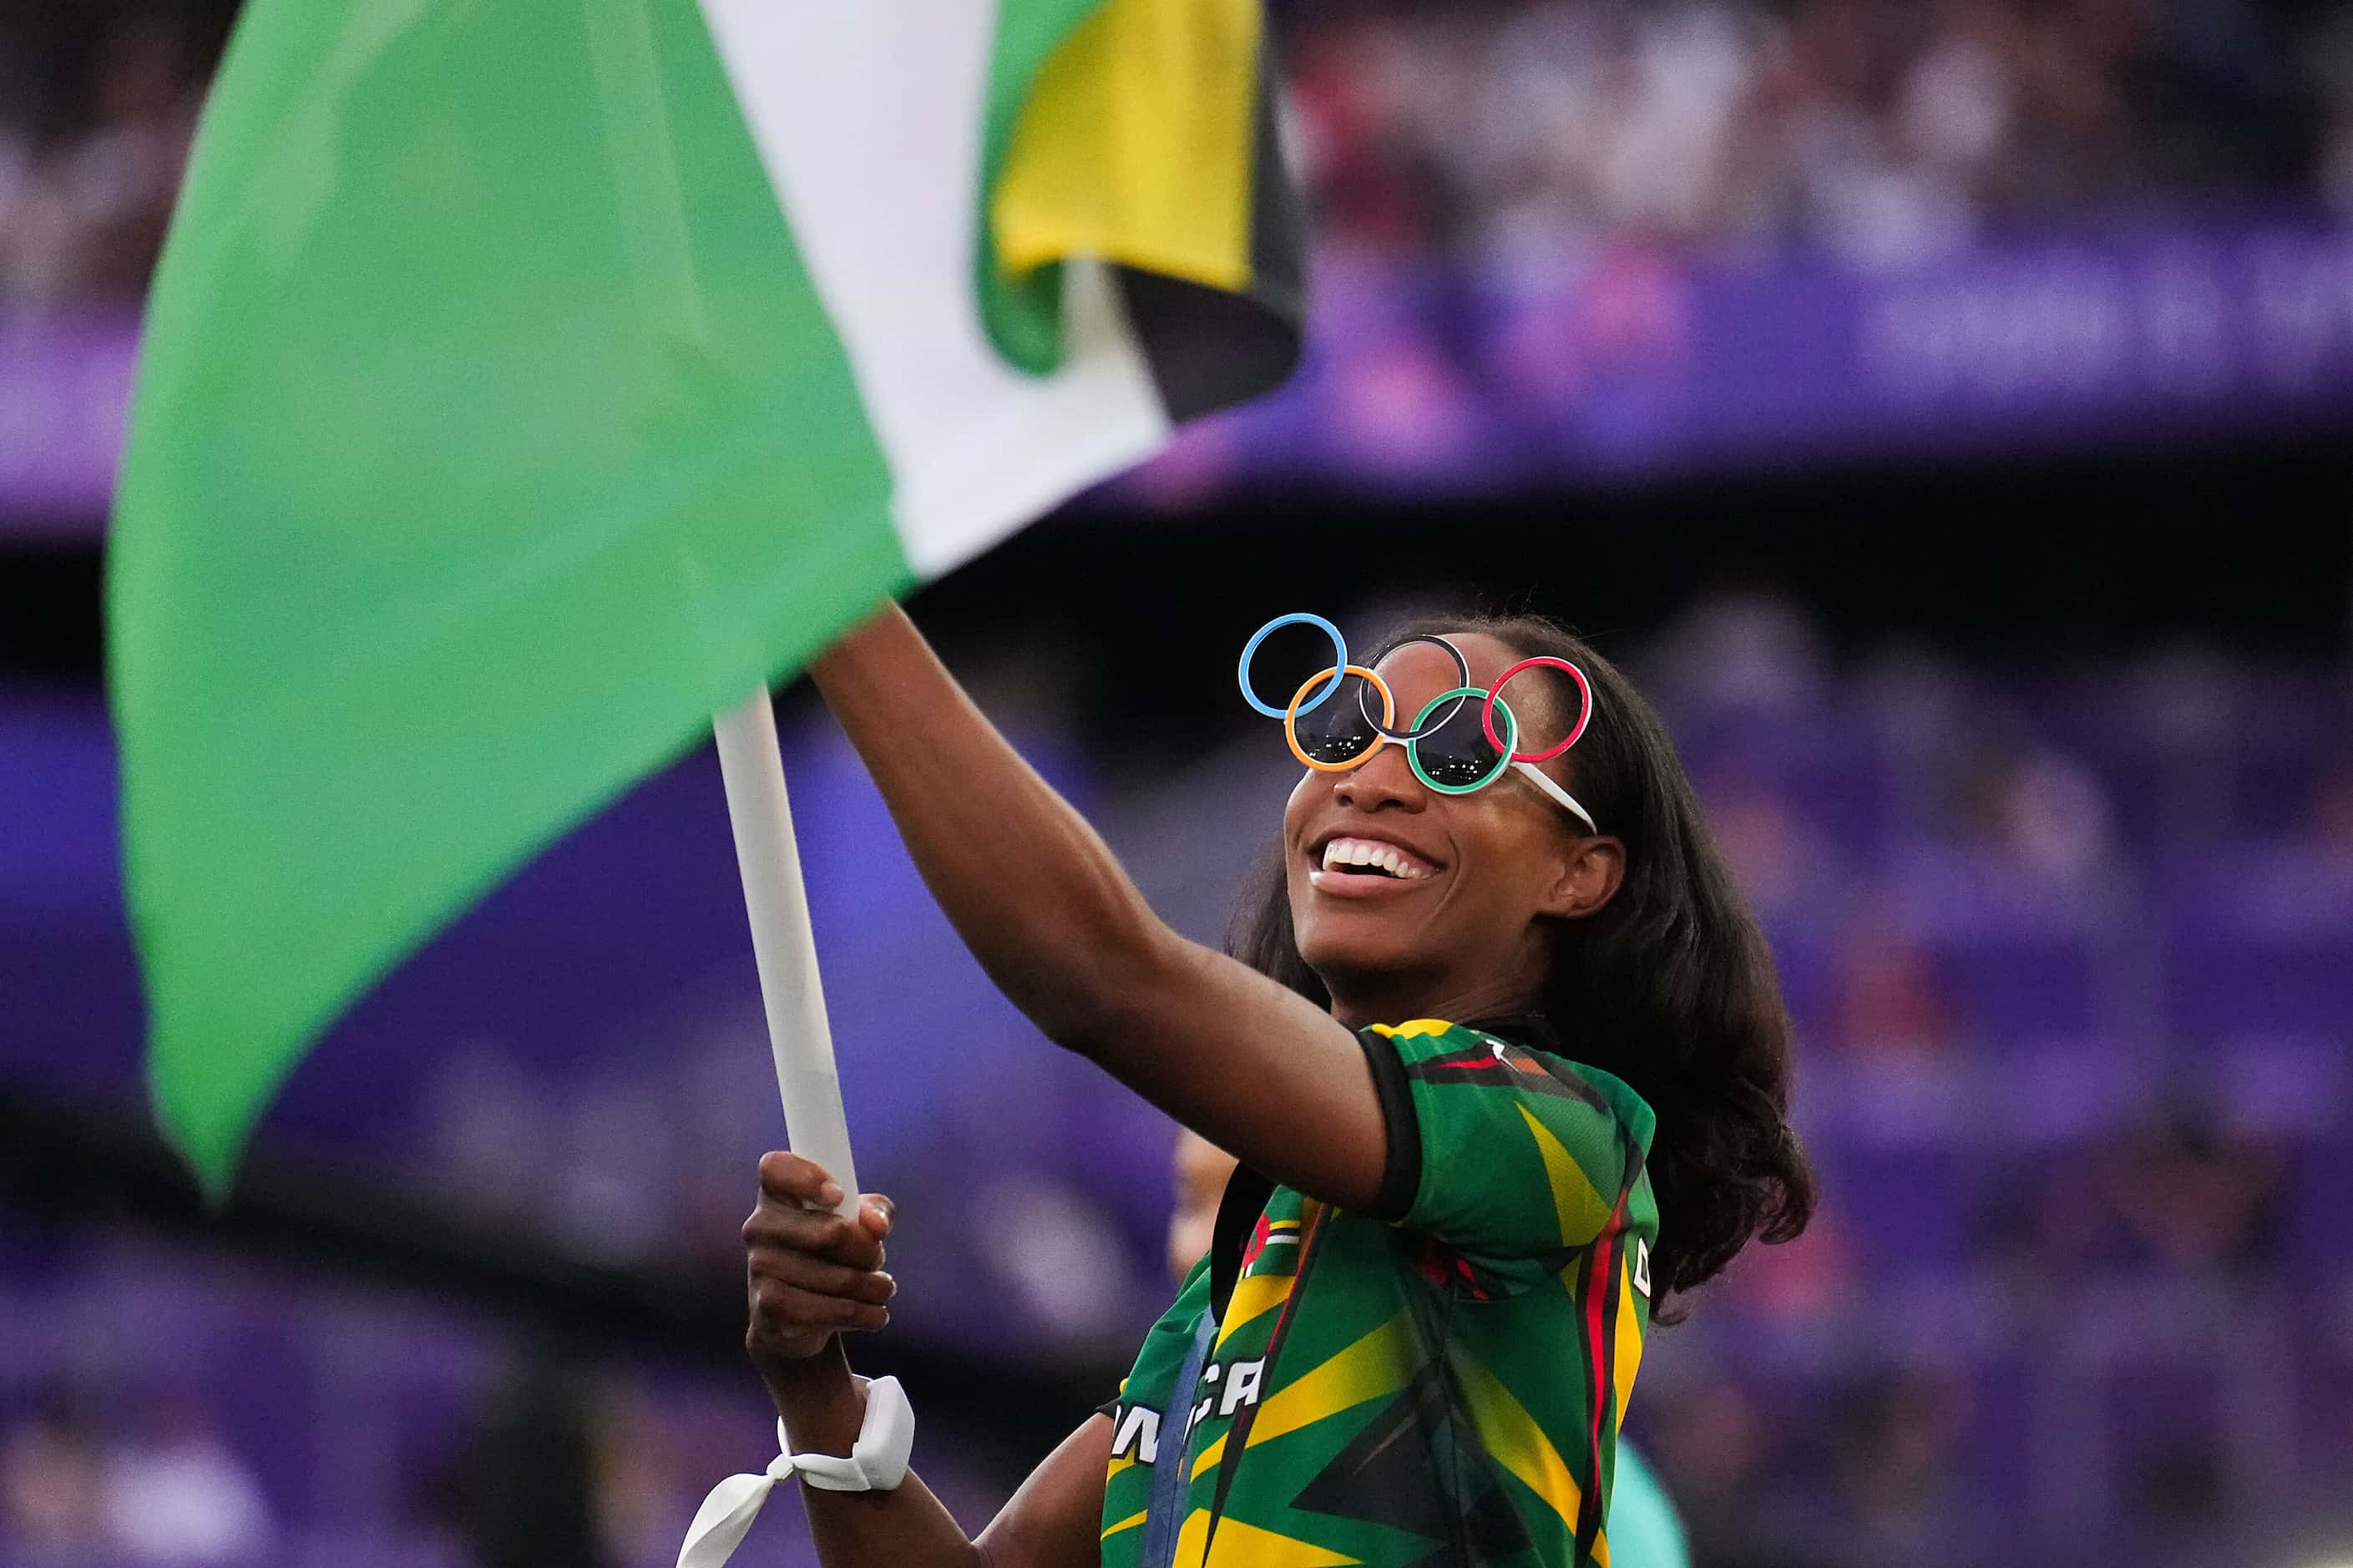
[1331,745,1427,812]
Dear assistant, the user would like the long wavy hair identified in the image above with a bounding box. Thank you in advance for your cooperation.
[1227,614,1814,1318]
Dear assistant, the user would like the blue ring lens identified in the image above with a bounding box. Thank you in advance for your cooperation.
[1238,613,1349,720]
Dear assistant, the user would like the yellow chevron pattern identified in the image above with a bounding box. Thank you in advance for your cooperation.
[1245,1311,1413,1449]
[1218,1270,1292,1349]
[1191,1514,1364,1566]
[1455,1348,1585,1532]
[1517,1101,1611,1248]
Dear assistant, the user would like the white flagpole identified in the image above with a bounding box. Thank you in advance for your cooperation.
[711,690,860,1217]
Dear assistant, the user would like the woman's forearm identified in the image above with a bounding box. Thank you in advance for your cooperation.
[808,603,1167,1048]
[807,601,1393,1211]
[765,1344,981,1567]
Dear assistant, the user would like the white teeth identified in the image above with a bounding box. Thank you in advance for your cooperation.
[1318,837,1431,880]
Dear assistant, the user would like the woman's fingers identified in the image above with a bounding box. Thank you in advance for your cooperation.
[747,1242,898,1306]
[743,1200,888,1272]
[741,1159,900,1370]
[758,1149,845,1210]
[749,1277,891,1335]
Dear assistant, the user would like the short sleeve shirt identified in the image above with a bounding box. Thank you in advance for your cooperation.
[1099,1016,1659,1568]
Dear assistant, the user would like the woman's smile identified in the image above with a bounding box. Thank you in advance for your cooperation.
[1307,828,1445,896]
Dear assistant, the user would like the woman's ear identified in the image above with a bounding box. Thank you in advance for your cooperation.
[1542,835,1625,921]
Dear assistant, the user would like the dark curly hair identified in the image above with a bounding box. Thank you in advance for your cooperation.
[1227,613,1815,1318]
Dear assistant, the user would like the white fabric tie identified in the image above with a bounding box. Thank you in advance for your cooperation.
[675,1376,913,1568]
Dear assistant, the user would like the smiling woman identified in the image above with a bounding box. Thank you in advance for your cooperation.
[1234,615,1817,1310]
[725,602,1814,1568]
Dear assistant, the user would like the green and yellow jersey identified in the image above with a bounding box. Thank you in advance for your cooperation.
[1101,1017,1659,1567]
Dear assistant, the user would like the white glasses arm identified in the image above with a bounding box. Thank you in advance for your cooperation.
[1510,760,1596,834]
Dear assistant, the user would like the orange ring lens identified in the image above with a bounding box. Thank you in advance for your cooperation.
[1285,665,1396,771]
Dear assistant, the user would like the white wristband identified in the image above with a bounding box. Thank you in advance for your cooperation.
[782,1373,913,1492]
[675,1377,914,1568]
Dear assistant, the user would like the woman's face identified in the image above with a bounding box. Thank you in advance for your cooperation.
[1280,632,1618,1019]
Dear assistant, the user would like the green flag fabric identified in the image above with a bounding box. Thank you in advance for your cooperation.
[109,0,1302,1191]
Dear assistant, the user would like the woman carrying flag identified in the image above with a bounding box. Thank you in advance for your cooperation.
[725,605,1814,1567]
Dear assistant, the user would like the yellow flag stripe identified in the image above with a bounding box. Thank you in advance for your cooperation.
[994,0,1259,292]
[1101,1509,1147,1539]
[1246,1311,1413,1449]
[1192,1431,1227,1479]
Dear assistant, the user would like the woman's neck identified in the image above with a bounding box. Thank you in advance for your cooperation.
[1324,971,1544,1033]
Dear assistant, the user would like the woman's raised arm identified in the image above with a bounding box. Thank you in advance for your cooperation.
[807,604,1389,1210]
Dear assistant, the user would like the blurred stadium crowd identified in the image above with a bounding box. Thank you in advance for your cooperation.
[8,0,2353,301]
[1291,0,2350,266]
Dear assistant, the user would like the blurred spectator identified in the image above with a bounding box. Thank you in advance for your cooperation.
[588,1383,687,1568]
[1991,1081,2287,1329]
[422,1044,554,1225]
[1712,1201,1859,1323]
[1639,1380,1784,1568]
[1657,589,1844,912]
[1810,1370,1981,1568]
[1166,1127,1229,1285]
[970,1171,1142,1341]
[1957,742,2118,885]
[2308,750,2353,857]
[99,1390,275,1565]
[3,13,199,302]
[1814,921,1973,1146]
[2085,1092,2285,1278]
[1834,926,1954,1062]
[1700,767,1836,917]
[0,1392,108,1557]
[461,1358,615,1568]
[1653,589,1833,721]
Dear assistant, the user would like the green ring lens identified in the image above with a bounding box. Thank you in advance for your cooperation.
[1409,689,1516,795]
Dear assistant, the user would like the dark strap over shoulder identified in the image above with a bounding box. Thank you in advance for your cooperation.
[1207,1163,1275,1323]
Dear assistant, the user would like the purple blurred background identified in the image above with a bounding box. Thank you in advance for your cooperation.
[5,2,2353,1567]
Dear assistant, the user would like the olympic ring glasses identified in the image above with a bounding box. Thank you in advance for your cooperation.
[1237,613,1599,833]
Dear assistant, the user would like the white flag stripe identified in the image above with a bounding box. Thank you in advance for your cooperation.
[696,0,1169,579]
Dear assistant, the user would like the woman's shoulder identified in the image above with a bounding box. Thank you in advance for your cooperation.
[1364,1014,1658,1156]
[1541,1054,1657,1155]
